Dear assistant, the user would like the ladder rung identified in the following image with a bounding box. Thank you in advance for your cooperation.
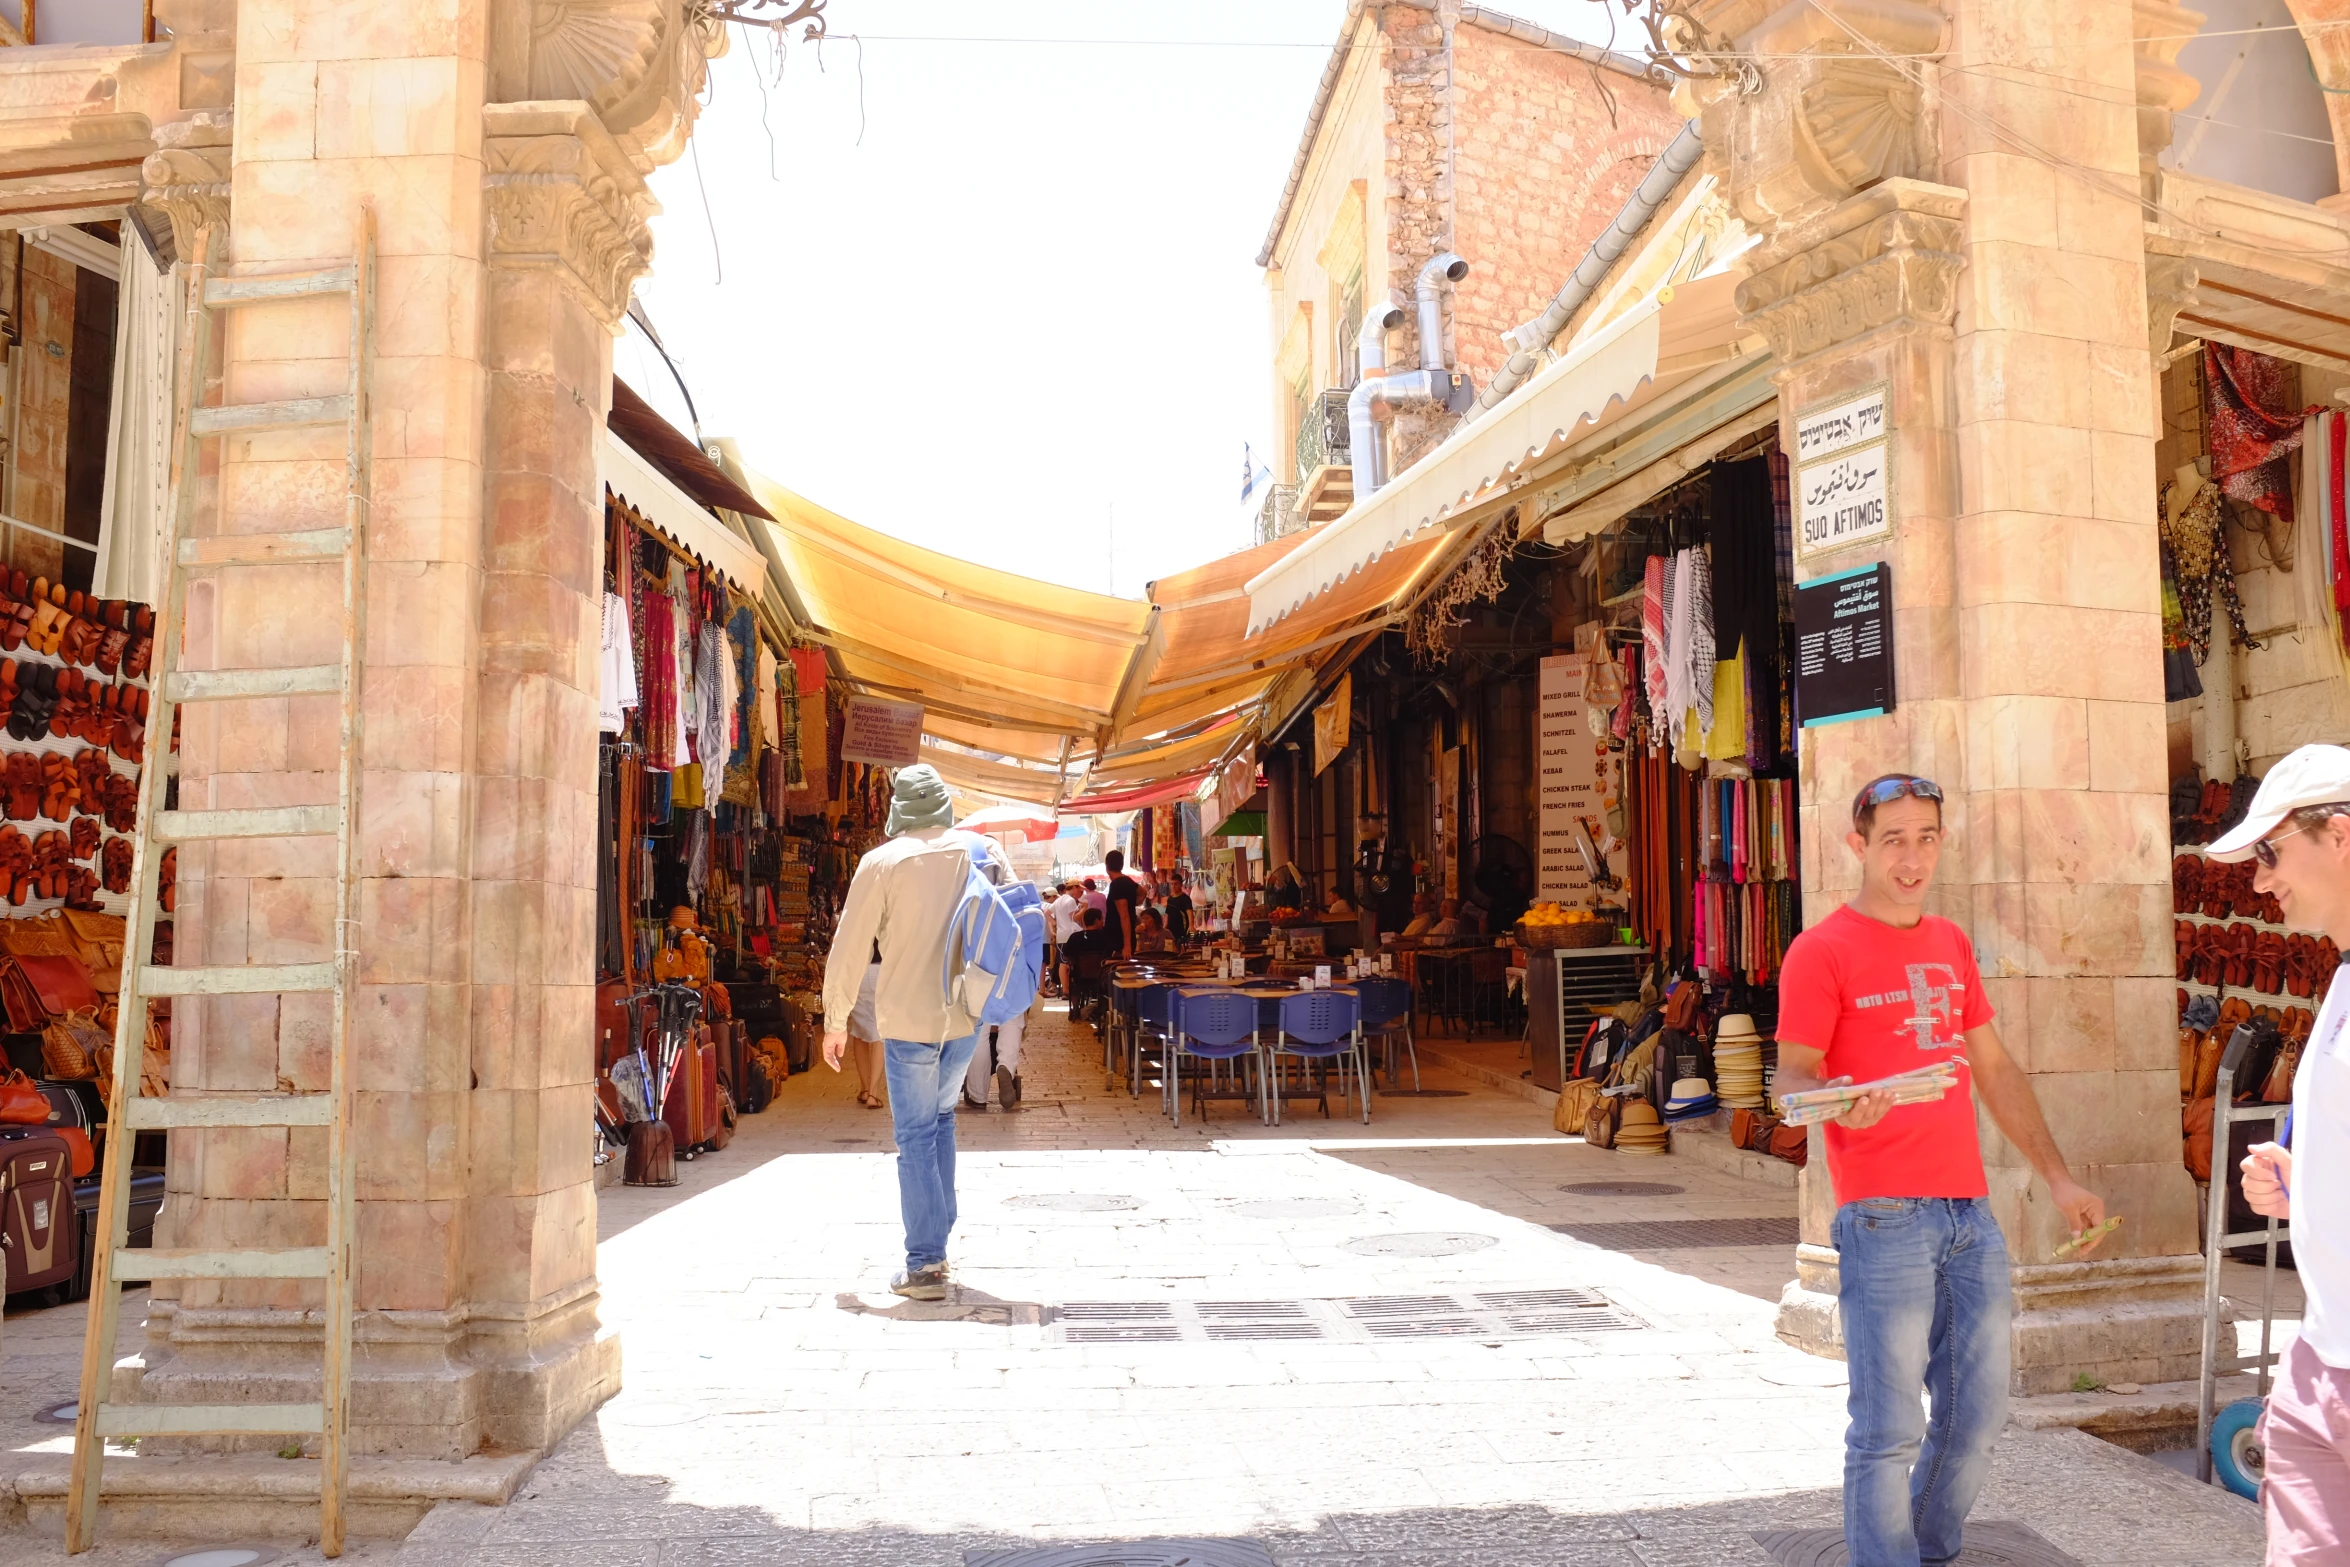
[2220,1228,2293,1247]
[202,266,356,306]
[166,665,343,702]
[96,1403,324,1438]
[190,394,354,438]
[125,1095,334,1130]
[139,962,336,997]
[156,805,338,843]
[111,1247,330,1281]
[178,528,349,568]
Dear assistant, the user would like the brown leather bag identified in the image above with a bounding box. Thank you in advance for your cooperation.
[9,953,99,1021]
[1663,982,1703,1032]
[1767,1123,1810,1166]
[1585,1095,1619,1149]
[0,1068,49,1124]
[2184,1095,2216,1181]
[1554,1078,1603,1136]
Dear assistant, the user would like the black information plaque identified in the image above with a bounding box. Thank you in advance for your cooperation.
[1794,563,1894,728]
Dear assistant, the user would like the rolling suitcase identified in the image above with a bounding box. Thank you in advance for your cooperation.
[2,1126,78,1298]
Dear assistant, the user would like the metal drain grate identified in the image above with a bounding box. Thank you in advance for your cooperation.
[1048,1291,1643,1345]
[967,1542,1276,1567]
[1752,1520,2082,1567]
[1558,1180,1686,1197]
[1551,1216,1799,1249]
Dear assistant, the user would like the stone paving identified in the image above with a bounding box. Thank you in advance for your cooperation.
[1,1000,2265,1565]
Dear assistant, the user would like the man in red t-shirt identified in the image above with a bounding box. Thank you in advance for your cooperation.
[1774,774,2105,1567]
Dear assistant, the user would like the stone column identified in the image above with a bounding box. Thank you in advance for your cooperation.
[1694,0,2204,1391]
[115,0,709,1477]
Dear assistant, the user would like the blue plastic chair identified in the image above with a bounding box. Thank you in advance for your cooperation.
[1267,989,1367,1125]
[1131,982,1176,1098]
[1354,976,1418,1091]
[1167,988,1260,1127]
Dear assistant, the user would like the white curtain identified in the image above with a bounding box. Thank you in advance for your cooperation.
[91,230,175,605]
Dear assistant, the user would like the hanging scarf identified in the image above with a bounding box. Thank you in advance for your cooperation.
[2205,342,2304,524]
[1642,553,1669,731]
[2160,478,2256,665]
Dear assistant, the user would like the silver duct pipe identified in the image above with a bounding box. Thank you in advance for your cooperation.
[1466,120,1705,420]
[1414,251,1467,371]
[1347,303,1409,497]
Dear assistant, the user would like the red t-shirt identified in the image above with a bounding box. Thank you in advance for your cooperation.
[1774,904,1994,1204]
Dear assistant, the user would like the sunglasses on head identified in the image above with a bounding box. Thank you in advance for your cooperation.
[1857,776,1944,811]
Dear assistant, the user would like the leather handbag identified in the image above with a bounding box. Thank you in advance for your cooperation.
[1662,982,1703,1032]
[1584,1094,1619,1149]
[2184,1096,2216,1182]
[39,1013,98,1080]
[1554,1077,1603,1135]
[0,1068,50,1124]
[1767,1123,1810,1166]
[8,954,99,1022]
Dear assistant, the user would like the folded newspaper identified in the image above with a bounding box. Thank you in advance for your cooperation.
[1775,1060,1963,1127]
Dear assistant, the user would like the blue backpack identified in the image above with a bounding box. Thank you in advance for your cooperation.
[941,860,1044,1028]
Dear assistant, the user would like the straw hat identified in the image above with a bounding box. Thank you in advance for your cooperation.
[1715,1013,1761,1043]
[1713,1018,1766,1108]
[1665,1078,1712,1106]
[1614,1099,1669,1154]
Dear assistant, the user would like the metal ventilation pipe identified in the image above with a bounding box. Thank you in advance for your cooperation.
[1414,252,1468,371]
[1347,302,1409,497]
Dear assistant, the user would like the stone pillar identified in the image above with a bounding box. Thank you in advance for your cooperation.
[1694,0,2205,1391]
[118,0,710,1477]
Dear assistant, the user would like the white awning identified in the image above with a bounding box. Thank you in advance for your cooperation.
[1244,272,1745,635]
[599,430,770,593]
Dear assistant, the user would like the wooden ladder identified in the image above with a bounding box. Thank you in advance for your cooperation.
[66,210,376,1557]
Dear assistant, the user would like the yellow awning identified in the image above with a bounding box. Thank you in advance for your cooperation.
[734,466,1154,749]
[1244,272,1749,634]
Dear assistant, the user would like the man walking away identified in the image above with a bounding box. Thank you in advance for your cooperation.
[1046,880,1082,994]
[1774,773,2105,1567]
[2220,746,2350,1563]
[1106,848,1142,959]
[821,765,1008,1301]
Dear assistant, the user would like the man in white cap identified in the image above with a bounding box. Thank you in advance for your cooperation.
[821,765,1008,1300]
[2217,744,2350,1559]
[1773,772,2105,1567]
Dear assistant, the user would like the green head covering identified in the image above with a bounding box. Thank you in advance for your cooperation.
[885,764,955,836]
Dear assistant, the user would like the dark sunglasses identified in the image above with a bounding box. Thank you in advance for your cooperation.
[2253,824,2311,870]
[1856,776,1944,812]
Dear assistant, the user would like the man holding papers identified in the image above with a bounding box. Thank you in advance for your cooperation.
[1774,774,2106,1567]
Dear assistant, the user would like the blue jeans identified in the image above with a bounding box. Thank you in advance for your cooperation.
[1833,1196,2013,1567]
[883,1034,980,1271]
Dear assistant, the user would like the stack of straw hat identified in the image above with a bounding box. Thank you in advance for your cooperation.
[1715,1013,1765,1109]
[1615,1099,1668,1154]
[1664,1077,1717,1123]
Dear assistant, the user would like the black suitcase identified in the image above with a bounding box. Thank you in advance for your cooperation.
[1,1126,78,1299]
[66,1168,165,1302]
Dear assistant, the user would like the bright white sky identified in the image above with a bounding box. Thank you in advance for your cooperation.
[627,0,1637,602]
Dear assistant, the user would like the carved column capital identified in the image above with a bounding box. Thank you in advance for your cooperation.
[484,102,657,331]
[139,111,235,260]
[2144,253,2201,361]
[502,0,729,172]
[1735,179,1968,366]
[1692,0,1949,238]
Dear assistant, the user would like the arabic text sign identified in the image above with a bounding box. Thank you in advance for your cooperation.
[1797,444,1890,558]
[1793,385,1888,465]
[840,695,924,767]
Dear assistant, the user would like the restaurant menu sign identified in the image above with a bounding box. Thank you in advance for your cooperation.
[1536,654,1621,907]
[1794,563,1896,727]
[839,694,924,767]
[1794,384,1891,560]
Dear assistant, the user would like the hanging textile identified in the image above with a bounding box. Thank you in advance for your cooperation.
[2204,342,2303,525]
[1705,646,1747,763]
[598,590,639,734]
[785,647,830,807]
[1641,554,1669,727]
[94,226,177,604]
[1711,458,1780,762]
[637,585,678,771]
[2296,411,2350,672]
[2160,476,2256,666]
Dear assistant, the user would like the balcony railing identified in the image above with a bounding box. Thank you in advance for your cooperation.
[1255,484,1300,545]
[1294,388,1351,483]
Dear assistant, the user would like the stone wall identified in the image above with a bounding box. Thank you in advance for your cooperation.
[1388,13,1676,469]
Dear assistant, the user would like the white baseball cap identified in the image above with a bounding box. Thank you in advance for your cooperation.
[2208,744,2350,861]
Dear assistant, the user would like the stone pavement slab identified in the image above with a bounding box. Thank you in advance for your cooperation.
[0,1000,2262,1565]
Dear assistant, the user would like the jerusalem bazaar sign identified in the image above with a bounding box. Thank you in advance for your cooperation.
[1793,384,1891,560]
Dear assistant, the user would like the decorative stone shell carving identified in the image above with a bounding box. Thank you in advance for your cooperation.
[525,0,728,173]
